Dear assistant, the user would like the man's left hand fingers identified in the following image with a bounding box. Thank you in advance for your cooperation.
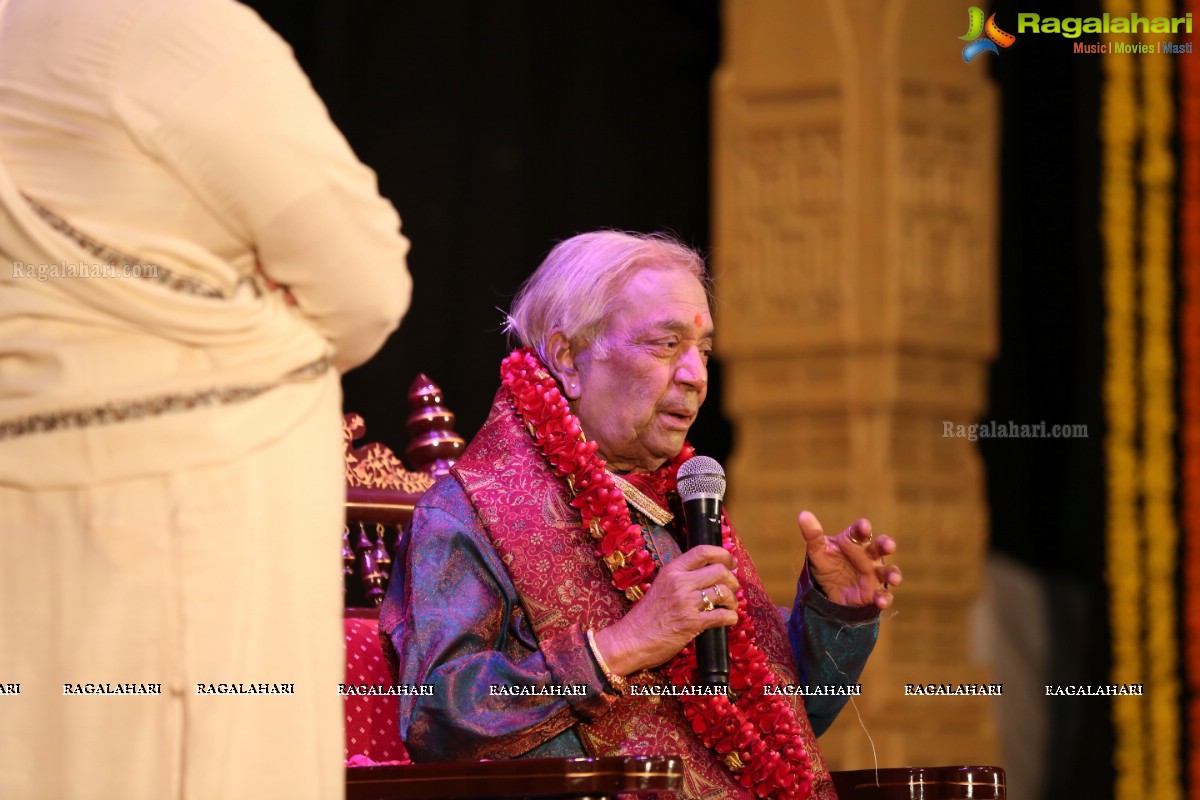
[871,534,897,558]
[797,511,827,549]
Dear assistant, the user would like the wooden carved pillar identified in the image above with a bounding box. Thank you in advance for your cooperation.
[713,0,1000,768]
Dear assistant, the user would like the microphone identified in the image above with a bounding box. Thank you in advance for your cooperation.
[676,456,729,688]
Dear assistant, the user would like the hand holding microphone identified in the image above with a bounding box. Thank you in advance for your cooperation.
[677,456,731,688]
[593,454,899,690]
[589,455,737,682]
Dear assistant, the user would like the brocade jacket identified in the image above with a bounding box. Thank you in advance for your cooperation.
[380,474,881,763]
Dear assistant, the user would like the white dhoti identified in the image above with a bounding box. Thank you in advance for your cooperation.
[0,1,413,795]
[0,373,346,799]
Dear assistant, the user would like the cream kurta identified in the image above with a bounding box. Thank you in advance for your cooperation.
[0,0,411,796]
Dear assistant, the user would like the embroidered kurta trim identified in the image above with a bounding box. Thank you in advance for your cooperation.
[610,473,673,526]
[0,356,331,441]
[22,193,226,299]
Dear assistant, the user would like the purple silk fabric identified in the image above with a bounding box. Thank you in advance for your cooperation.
[379,475,880,763]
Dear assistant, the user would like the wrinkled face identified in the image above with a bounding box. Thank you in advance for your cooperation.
[564,268,712,473]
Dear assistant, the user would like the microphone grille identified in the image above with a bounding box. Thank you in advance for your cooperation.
[676,456,726,502]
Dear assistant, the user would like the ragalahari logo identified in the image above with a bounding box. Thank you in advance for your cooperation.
[960,7,1016,61]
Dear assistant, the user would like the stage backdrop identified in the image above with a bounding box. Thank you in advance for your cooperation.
[243,0,728,460]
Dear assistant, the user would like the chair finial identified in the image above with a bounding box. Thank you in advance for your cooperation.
[405,375,465,476]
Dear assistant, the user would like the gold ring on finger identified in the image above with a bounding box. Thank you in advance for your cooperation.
[712,585,725,604]
[699,588,715,612]
[847,528,873,546]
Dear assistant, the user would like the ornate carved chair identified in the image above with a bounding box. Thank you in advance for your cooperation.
[342,375,456,610]
[339,377,1005,799]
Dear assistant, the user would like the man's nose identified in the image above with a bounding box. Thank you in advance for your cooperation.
[675,345,708,391]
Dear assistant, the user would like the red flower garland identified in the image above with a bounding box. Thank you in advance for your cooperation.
[1179,0,1200,790]
[500,348,814,800]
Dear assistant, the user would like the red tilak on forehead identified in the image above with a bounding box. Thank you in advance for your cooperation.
[694,313,703,328]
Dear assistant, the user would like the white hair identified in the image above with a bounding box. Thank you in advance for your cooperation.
[505,230,710,364]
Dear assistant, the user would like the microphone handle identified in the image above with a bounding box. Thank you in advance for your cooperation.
[695,625,729,688]
[685,496,729,688]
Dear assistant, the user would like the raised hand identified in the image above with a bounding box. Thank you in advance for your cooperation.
[797,511,901,609]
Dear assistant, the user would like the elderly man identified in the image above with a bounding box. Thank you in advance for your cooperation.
[381,231,900,800]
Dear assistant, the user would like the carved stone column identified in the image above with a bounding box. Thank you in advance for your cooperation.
[713,0,1000,768]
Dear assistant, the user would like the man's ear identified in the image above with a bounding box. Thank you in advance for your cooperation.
[546,332,581,400]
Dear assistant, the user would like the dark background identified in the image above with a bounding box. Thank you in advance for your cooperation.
[242,2,1130,797]
[244,0,725,459]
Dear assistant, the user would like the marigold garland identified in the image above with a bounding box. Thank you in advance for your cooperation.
[1137,3,1180,797]
[1100,3,1144,797]
[500,348,815,799]
[1103,3,1188,797]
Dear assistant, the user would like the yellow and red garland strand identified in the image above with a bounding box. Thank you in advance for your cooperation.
[1181,1,1200,796]
[1101,2,1144,797]
[1138,2,1179,798]
[1103,2,1186,798]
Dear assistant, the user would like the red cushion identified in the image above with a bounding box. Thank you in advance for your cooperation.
[343,615,410,764]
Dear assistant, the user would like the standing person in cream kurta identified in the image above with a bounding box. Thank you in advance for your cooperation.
[0,0,412,797]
